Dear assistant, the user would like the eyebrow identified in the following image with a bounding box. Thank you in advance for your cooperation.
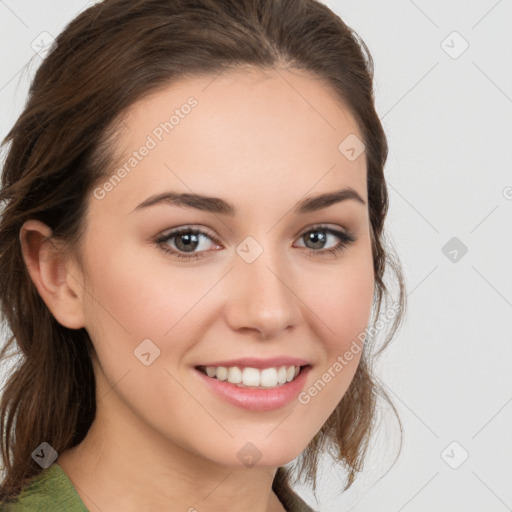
[131,187,366,215]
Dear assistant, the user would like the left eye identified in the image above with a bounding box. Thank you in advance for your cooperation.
[155,225,356,261]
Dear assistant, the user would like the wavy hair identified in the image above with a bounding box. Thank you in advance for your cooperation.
[0,0,406,501]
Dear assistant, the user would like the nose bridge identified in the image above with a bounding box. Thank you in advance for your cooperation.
[227,234,301,337]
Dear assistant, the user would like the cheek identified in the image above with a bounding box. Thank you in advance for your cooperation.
[333,271,374,346]
[310,271,373,331]
[305,247,375,351]
[80,236,189,338]
[296,247,374,406]
[79,238,225,397]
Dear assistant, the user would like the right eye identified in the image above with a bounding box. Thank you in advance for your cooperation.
[155,226,222,261]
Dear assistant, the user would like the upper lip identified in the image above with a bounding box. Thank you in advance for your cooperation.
[196,357,311,369]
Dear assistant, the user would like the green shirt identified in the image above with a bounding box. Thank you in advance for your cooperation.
[1,463,316,511]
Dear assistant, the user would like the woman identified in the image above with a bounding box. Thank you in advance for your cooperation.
[0,0,406,510]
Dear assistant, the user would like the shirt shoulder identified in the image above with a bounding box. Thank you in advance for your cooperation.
[0,463,89,512]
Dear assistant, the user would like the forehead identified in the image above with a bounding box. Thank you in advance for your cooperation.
[92,66,367,217]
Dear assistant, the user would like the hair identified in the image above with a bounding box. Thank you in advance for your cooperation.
[0,0,406,503]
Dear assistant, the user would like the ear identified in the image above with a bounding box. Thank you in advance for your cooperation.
[19,219,86,329]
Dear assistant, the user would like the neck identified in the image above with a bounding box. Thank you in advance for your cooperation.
[57,382,287,511]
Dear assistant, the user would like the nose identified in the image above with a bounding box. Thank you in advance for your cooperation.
[224,246,303,340]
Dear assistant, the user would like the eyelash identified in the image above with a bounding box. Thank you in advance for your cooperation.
[154,224,357,261]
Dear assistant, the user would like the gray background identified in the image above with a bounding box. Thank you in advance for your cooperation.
[1,1,511,511]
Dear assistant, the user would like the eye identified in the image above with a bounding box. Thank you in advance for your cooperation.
[294,224,357,258]
[154,224,357,261]
[155,226,221,261]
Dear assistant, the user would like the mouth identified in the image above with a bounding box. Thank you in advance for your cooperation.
[194,364,310,389]
[193,362,313,411]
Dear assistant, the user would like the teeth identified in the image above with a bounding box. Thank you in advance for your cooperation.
[260,368,278,387]
[216,366,227,381]
[243,367,260,387]
[227,366,242,384]
[202,365,303,388]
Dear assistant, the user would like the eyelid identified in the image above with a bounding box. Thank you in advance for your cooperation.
[158,225,220,243]
[155,223,356,260]
[157,223,353,244]
[297,222,350,237]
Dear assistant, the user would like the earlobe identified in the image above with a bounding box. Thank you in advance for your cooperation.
[19,219,86,330]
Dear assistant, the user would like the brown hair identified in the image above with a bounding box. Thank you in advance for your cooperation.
[0,0,406,502]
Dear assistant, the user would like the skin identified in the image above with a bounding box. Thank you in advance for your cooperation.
[20,66,375,512]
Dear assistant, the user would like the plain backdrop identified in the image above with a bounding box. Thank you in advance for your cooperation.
[1,1,511,511]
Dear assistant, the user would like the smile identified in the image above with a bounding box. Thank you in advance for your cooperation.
[194,364,312,411]
[196,365,301,389]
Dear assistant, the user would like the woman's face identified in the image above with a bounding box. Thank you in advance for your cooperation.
[72,67,374,469]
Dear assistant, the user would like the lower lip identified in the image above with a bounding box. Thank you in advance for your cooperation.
[194,366,312,412]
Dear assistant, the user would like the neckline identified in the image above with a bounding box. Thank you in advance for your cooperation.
[52,462,306,511]
[52,462,89,509]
